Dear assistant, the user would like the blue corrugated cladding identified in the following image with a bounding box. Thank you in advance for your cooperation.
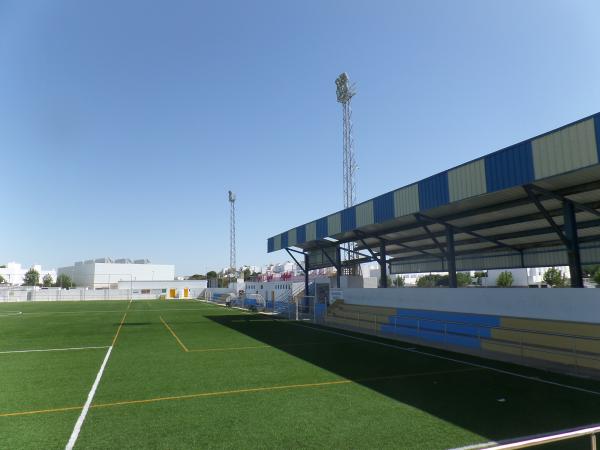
[418,172,449,211]
[373,192,395,223]
[316,217,328,239]
[341,207,356,232]
[281,232,288,248]
[594,114,600,161]
[485,141,534,192]
[267,237,274,253]
[296,226,306,244]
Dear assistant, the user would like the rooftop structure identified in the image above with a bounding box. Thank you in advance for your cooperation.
[57,258,175,288]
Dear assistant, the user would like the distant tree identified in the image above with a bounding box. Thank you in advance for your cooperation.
[457,272,472,287]
[592,269,600,286]
[22,268,40,286]
[206,271,218,279]
[0,264,6,268]
[393,276,405,287]
[188,274,206,280]
[42,274,54,287]
[496,271,513,287]
[0,274,5,284]
[54,274,75,289]
[417,274,442,288]
[543,268,567,288]
[582,265,600,277]
[243,268,252,280]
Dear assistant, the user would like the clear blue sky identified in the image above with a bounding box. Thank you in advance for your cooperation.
[2,0,600,275]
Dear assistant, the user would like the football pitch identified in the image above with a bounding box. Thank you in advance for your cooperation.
[1,300,599,449]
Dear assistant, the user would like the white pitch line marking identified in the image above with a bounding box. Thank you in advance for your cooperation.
[65,345,113,450]
[289,322,600,397]
[0,346,109,355]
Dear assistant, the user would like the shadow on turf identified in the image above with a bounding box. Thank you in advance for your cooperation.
[204,314,600,449]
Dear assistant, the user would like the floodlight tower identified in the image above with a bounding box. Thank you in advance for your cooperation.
[228,190,236,274]
[335,73,357,211]
[336,73,358,270]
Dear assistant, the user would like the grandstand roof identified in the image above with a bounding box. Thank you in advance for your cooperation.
[268,112,600,274]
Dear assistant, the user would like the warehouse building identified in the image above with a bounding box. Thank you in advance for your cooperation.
[57,258,175,288]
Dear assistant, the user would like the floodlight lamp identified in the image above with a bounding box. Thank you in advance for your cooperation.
[335,72,355,103]
[228,191,236,202]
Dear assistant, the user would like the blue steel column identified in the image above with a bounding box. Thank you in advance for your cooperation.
[336,246,341,289]
[379,241,388,288]
[563,201,583,288]
[304,253,310,295]
[445,226,458,288]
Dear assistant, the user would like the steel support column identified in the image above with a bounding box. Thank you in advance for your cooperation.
[445,226,457,288]
[564,201,584,288]
[379,241,388,288]
[304,253,310,295]
[336,246,341,288]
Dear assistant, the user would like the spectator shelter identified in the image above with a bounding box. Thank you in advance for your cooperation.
[268,113,600,289]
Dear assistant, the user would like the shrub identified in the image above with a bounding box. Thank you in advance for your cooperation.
[416,274,441,288]
[496,271,513,287]
[543,267,567,288]
[456,272,472,287]
[416,273,470,287]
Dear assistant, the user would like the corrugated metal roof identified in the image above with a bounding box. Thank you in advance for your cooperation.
[269,113,600,273]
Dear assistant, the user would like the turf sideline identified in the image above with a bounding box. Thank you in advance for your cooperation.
[290,321,600,397]
[0,346,109,355]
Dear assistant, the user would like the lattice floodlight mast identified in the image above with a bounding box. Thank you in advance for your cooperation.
[336,73,358,270]
[228,190,236,274]
[335,72,357,210]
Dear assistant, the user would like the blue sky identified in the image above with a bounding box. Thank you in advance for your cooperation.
[2,0,600,275]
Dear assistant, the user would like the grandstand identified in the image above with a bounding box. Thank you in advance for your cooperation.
[268,112,600,380]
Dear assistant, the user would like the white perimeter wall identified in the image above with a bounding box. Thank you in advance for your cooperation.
[0,289,156,302]
[341,288,600,324]
[117,280,207,290]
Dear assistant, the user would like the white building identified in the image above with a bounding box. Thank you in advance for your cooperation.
[57,258,175,288]
[271,261,295,274]
[0,262,57,286]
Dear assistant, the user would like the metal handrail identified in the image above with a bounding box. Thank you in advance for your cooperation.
[480,423,599,449]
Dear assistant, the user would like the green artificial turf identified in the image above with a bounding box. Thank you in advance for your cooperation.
[1,300,599,449]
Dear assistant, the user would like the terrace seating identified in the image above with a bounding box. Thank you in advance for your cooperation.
[324,301,395,333]
[322,301,600,377]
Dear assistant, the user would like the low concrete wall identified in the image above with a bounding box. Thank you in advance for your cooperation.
[341,288,600,324]
[0,288,206,302]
